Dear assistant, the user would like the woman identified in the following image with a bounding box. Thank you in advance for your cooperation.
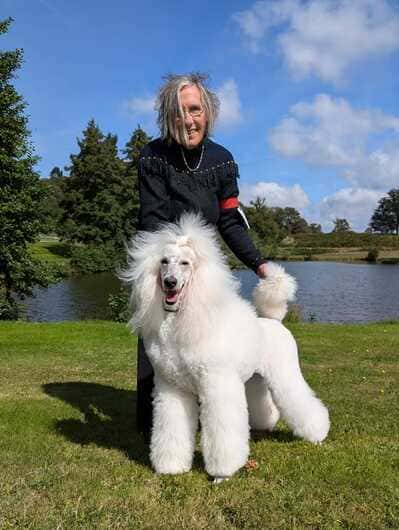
[136,73,268,440]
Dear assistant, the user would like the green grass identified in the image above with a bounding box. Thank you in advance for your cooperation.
[29,241,72,277]
[274,246,399,264]
[0,321,398,529]
[276,232,399,263]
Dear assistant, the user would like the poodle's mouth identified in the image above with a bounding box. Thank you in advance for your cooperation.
[162,287,183,312]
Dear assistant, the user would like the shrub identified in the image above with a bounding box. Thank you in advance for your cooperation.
[283,304,302,323]
[0,299,24,320]
[70,244,122,274]
[366,247,379,262]
[108,289,130,322]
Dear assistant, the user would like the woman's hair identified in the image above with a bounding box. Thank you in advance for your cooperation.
[156,73,220,146]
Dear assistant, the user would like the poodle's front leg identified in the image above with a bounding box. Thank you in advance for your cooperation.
[150,375,198,474]
[199,372,249,479]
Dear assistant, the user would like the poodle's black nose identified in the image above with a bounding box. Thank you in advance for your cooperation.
[164,277,177,289]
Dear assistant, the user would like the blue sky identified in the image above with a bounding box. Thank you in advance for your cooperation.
[2,0,399,231]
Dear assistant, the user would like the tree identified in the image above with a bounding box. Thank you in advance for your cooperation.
[40,166,66,233]
[309,223,322,234]
[60,121,149,271]
[123,125,152,170]
[272,207,309,234]
[243,198,282,242]
[121,125,152,231]
[368,189,399,235]
[61,120,125,245]
[332,218,351,233]
[0,18,49,319]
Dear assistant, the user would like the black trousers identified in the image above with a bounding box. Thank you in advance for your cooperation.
[136,337,154,440]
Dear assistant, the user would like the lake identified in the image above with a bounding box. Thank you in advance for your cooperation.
[24,261,399,323]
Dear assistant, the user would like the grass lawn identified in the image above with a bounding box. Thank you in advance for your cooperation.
[0,321,398,529]
[29,241,72,274]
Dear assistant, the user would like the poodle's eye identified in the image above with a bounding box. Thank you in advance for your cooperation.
[161,258,169,265]
[180,260,190,266]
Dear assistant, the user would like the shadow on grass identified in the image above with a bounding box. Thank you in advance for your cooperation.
[42,382,296,474]
[45,242,71,258]
[250,429,295,443]
[42,382,150,467]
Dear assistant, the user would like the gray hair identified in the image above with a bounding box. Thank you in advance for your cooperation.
[156,73,220,147]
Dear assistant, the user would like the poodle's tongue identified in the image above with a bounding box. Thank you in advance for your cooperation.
[165,291,178,303]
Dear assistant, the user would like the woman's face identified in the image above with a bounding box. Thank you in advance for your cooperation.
[177,85,207,149]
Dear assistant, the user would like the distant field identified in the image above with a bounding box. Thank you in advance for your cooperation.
[30,233,399,274]
[278,247,399,263]
[276,232,399,263]
[1,321,398,529]
[291,232,399,249]
[29,240,71,269]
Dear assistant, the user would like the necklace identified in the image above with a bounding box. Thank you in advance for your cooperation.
[180,144,204,172]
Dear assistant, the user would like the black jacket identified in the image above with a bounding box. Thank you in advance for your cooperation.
[138,137,266,272]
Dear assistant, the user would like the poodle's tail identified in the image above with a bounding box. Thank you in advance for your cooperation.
[253,263,297,321]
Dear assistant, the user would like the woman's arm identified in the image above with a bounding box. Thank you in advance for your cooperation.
[218,207,267,274]
[217,158,267,275]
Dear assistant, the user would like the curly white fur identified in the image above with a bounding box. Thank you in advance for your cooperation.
[123,213,330,479]
[253,263,297,321]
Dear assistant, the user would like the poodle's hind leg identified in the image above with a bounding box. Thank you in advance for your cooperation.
[260,324,330,444]
[199,373,249,479]
[150,375,198,474]
[245,374,280,431]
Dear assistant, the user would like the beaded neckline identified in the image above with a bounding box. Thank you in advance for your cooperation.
[180,144,204,172]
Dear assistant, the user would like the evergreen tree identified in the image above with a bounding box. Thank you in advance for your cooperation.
[0,18,48,319]
[41,166,65,233]
[369,189,399,235]
[121,125,152,232]
[61,120,126,245]
[123,125,152,170]
[60,121,150,271]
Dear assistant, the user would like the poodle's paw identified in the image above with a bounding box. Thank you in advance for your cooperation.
[213,476,230,484]
[293,402,330,444]
[153,461,192,475]
[150,447,193,474]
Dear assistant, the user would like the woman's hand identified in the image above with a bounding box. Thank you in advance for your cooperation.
[256,262,268,278]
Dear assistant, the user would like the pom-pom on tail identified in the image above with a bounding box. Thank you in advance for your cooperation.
[253,263,297,321]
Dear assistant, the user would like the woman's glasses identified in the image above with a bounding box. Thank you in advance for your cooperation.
[181,107,204,118]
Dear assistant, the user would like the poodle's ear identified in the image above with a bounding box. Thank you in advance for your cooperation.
[119,231,164,335]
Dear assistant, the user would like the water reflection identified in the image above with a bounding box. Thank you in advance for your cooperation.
[25,262,399,323]
[240,262,399,323]
[26,272,122,322]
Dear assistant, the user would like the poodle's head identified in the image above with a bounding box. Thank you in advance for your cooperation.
[121,213,238,337]
[158,239,195,312]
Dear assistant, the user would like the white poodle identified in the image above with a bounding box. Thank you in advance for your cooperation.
[123,214,329,481]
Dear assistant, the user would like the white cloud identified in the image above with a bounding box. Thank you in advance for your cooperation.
[311,187,383,232]
[124,96,155,116]
[344,141,399,189]
[233,0,399,83]
[269,94,399,189]
[240,181,310,209]
[215,79,243,129]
